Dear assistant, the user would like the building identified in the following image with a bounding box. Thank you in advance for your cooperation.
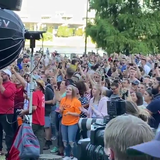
[15,0,95,31]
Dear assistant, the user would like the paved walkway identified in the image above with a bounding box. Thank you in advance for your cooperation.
[0,140,58,160]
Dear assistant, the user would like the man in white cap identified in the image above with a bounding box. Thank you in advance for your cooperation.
[0,69,16,156]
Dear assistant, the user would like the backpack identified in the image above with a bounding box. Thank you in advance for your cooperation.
[8,123,40,160]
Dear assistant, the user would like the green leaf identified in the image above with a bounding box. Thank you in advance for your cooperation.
[86,0,160,54]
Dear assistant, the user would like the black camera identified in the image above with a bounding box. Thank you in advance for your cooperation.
[77,99,126,160]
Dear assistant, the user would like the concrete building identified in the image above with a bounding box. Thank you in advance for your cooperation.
[15,0,95,31]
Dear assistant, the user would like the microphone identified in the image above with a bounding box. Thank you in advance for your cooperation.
[0,0,45,70]
[0,8,25,69]
[0,0,22,11]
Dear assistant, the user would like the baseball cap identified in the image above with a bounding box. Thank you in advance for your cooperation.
[127,125,160,158]
[132,80,139,85]
[2,69,11,77]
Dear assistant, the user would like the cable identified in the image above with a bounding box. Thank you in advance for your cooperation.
[5,37,44,124]
[5,101,29,125]
[4,38,44,123]
[29,37,44,74]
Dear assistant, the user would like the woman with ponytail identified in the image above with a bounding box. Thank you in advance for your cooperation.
[125,101,151,122]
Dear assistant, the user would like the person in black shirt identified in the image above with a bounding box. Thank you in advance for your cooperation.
[65,68,75,86]
[147,77,160,129]
[44,86,54,150]
[76,81,89,141]
[46,78,54,92]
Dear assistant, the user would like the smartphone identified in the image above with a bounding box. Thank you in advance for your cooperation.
[129,63,134,66]
[155,63,158,69]
[102,76,105,81]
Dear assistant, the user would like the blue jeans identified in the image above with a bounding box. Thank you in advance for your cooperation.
[50,106,58,137]
[61,123,78,157]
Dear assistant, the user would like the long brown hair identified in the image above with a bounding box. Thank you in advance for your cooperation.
[125,101,150,122]
[66,85,77,99]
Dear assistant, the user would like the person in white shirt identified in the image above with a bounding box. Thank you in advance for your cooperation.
[141,58,151,75]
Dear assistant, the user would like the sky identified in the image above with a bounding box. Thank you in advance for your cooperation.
[17,0,94,20]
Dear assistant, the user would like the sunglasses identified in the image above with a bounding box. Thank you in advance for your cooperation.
[111,88,117,90]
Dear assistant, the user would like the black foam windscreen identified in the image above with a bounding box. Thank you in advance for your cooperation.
[0,0,22,11]
[0,8,25,69]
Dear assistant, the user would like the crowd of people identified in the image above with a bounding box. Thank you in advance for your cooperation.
[0,49,159,160]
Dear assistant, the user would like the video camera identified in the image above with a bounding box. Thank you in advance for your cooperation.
[77,98,126,160]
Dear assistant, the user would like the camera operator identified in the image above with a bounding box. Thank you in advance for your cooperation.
[104,115,154,160]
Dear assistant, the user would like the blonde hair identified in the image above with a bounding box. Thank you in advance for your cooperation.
[104,115,154,160]
[101,87,107,96]
[66,85,77,99]
[93,84,102,95]
[92,84,102,102]
[125,101,150,122]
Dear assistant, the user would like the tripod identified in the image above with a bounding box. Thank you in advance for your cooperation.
[25,31,45,125]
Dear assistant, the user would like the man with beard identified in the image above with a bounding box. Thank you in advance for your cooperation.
[0,69,16,156]
[147,77,160,129]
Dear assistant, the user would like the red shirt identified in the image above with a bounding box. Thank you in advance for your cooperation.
[14,85,25,109]
[0,81,16,114]
[32,90,45,126]
[108,57,112,62]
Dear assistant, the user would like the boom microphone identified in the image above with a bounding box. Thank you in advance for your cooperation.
[0,8,25,69]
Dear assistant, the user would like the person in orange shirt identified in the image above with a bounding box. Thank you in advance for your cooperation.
[59,85,81,160]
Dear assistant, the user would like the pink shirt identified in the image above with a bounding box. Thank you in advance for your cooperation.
[83,96,108,118]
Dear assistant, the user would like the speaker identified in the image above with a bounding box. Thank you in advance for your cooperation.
[0,0,22,11]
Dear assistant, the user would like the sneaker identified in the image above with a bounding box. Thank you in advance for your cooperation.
[43,144,50,150]
[50,147,58,153]
[51,136,57,141]
[63,156,70,160]
[70,157,78,160]
[48,140,52,146]
[43,140,52,150]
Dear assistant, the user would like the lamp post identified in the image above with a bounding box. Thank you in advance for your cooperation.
[84,0,89,54]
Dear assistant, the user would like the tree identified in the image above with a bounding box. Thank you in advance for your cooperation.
[86,0,160,54]
[39,25,53,41]
[57,26,74,37]
[43,32,53,41]
[75,28,84,36]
